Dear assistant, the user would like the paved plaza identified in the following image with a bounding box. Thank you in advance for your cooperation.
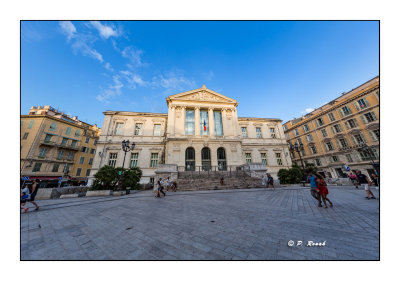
[20,186,379,260]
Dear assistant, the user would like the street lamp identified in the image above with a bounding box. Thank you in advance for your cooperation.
[116,140,135,190]
[289,142,305,171]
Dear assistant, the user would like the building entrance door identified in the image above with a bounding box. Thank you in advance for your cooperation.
[185,147,195,171]
[217,147,227,170]
[201,147,211,171]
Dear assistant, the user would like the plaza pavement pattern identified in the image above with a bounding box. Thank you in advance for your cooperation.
[20,186,379,260]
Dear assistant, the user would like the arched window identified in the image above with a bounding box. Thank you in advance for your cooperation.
[217,147,227,170]
[185,147,195,171]
[201,147,211,171]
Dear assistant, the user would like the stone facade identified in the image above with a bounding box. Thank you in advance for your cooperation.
[89,86,291,185]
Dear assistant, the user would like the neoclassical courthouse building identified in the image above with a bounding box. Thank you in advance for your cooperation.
[89,86,291,184]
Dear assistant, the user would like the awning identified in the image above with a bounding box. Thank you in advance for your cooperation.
[25,175,71,181]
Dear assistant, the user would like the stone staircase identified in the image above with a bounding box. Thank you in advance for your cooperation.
[175,171,263,191]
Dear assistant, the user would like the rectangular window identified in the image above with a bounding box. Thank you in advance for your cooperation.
[270,128,276,138]
[348,119,358,128]
[89,158,93,165]
[130,153,139,168]
[310,145,317,154]
[61,138,68,146]
[32,163,42,172]
[339,138,348,148]
[261,153,267,165]
[134,123,143,136]
[79,156,85,164]
[71,140,77,147]
[342,106,352,116]
[52,163,60,172]
[57,150,64,159]
[38,147,47,158]
[86,169,91,176]
[44,134,52,142]
[67,152,74,161]
[66,127,71,135]
[345,154,353,163]
[332,155,339,162]
[328,113,336,122]
[241,127,248,138]
[315,158,322,166]
[306,134,313,142]
[150,153,159,168]
[90,148,95,154]
[353,134,364,145]
[326,142,334,151]
[214,111,224,136]
[75,129,80,137]
[283,124,288,131]
[317,118,324,126]
[76,168,82,176]
[295,128,299,136]
[85,137,90,144]
[364,112,377,123]
[28,120,34,129]
[321,129,328,137]
[108,153,118,167]
[185,109,195,135]
[49,122,57,131]
[245,153,252,164]
[256,127,262,138]
[153,124,161,136]
[115,123,124,135]
[23,132,29,140]
[285,133,290,140]
[81,146,88,153]
[63,164,70,174]
[333,124,342,134]
[359,148,378,161]
[357,98,369,109]
[275,153,283,166]
[200,110,209,136]
[373,129,380,140]
[303,124,309,132]
[94,140,97,146]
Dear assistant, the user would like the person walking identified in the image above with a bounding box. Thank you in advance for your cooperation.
[267,173,275,190]
[166,177,171,191]
[316,174,333,208]
[20,185,30,213]
[157,178,166,197]
[28,179,40,211]
[356,170,376,199]
[349,172,358,188]
[307,172,322,207]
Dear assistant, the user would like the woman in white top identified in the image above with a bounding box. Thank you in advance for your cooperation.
[262,174,267,187]
[20,185,30,213]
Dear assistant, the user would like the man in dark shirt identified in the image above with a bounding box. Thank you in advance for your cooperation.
[356,170,376,199]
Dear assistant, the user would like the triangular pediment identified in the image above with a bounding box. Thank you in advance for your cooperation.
[167,86,238,105]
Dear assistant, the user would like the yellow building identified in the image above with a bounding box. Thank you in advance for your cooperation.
[21,106,101,187]
[283,76,379,180]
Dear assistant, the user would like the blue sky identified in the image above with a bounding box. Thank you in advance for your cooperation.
[21,21,379,126]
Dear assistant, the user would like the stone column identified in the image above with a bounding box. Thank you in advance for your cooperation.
[171,106,176,136]
[231,109,237,137]
[233,108,240,137]
[181,106,186,136]
[221,108,227,137]
[195,106,200,136]
[208,107,214,137]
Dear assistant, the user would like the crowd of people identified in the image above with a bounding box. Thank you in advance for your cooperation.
[154,177,177,198]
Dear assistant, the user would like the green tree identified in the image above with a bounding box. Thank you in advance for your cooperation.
[91,165,119,190]
[278,166,304,184]
[115,167,143,190]
[304,162,317,174]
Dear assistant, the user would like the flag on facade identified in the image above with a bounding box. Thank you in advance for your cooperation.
[203,120,207,131]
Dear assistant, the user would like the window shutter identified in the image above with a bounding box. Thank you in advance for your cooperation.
[337,124,342,131]
[350,135,357,145]
[360,133,367,144]
[353,102,360,111]
[354,118,359,127]
[354,152,361,162]
[331,126,336,134]
[369,130,377,142]
[338,109,344,117]
[315,120,319,128]
[335,139,341,148]
[371,111,377,121]
[360,115,367,124]
[364,98,370,107]
[344,121,350,129]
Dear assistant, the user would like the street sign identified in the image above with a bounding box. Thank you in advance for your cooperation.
[59,177,63,181]
[22,176,29,181]
[343,165,351,171]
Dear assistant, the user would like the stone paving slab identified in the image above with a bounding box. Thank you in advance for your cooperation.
[20,186,379,260]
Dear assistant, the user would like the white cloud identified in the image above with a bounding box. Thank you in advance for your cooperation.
[305,107,314,113]
[104,62,114,72]
[59,21,77,41]
[120,70,147,89]
[121,46,144,68]
[152,69,196,94]
[96,75,124,102]
[90,21,120,39]
[71,39,103,62]
[202,70,214,81]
